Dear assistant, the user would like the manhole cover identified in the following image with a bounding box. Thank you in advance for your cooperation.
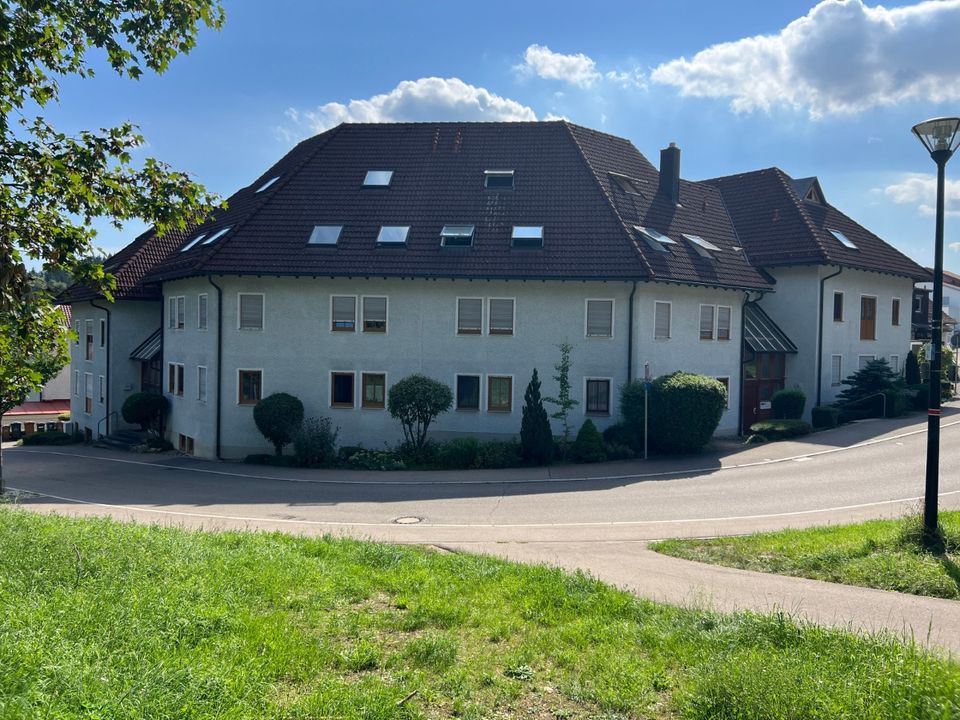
[393,516,422,525]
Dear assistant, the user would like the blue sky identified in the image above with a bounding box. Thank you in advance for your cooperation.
[47,0,960,272]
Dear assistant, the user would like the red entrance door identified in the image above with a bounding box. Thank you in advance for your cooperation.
[741,352,786,434]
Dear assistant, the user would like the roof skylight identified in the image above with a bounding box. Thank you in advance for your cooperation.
[377,226,409,244]
[180,233,206,252]
[511,225,543,248]
[484,170,515,190]
[255,176,280,193]
[440,225,475,248]
[201,226,232,245]
[308,225,342,245]
[829,229,858,250]
[610,172,644,195]
[682,233,722,258]
[363,170,393,187]
[634,225,676,253]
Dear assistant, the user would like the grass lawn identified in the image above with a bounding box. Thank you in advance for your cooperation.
[653,511,960,600]
[1,510,958,719]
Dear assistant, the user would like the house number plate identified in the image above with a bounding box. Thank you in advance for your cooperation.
[759,401,772,410]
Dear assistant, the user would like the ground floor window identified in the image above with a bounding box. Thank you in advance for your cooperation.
[238,369,262,405]
[858,354,875,370]
[178,433,195,455]
[456,375,480,410]
[487,376,512,413]
[361,373,386,409]
[84,373,93,415]
[831,355,843,386]
[331,372,355,408]
[585,379,611,415]
[167,363,184,396]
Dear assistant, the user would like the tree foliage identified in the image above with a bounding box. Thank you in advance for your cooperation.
[836,359,898,405]
[569,419,607,463]
[520,369,553,465]
[387,375,453,451]
[544,341,579,441]
[905,350,921,385]
[254,393,305,456]
[121,392,169,432]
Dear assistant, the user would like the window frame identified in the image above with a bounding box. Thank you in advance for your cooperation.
[197,365,207,403]
[716,305,732,342]
[584,298,615,339]
[830,354,843,386]
[699,304,716,341]
[654,301,672,340]
[330,294,358,333]
[484,170,515,190]
[237,292,265,332]
[486,375,514,413]
[237,368,263,406]
[84,372,93,415]
[74,370,80,396]
[833,291,844,322]
[858,354,876,370]
[98,375,105,405]
[510,225,544,249]
[456,297,484,336]
[361,295,388,334]
[99,318,106,348]
[330,371,356,409]
[166,362,185,397]
[362,170,393,187]
[308,224,343,246]
[198,293,208,331]
[859,294,878,341]
[891,297,901,327]
[584,377,612,416]
[84,319,94,361]
[176,296,185,330]
[455,373,482,411]
[889,354,901,375]
[360,372,387,410]
[487,297,516,336]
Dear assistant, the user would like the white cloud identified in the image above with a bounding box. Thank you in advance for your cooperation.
[516,44,646,90]
[883,173,960,217]
[282,77,537,138]
[651,0,960,118]
[951,242,960,253]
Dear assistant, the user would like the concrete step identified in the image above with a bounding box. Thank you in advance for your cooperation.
[95,430,149,451]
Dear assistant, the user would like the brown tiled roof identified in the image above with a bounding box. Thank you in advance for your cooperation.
[146,121,772,291]
[706,167,928,281]
[929,267,960,288]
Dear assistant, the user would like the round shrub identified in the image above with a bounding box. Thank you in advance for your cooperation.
[810,405,839,429]
[568,419,607,463]
[771,388,806,420]
[387,374,453,451]
[647,372,727,454]
[121,392,169,431]
[253,392,304,456]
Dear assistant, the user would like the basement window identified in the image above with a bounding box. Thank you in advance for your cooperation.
[610,172,644,195]
[255,176,280,193]
[511,226,543,248]
[829,229,858,250]
[377,226,409,245]
[440,225,475,248]
[634,225,676,253]
[682,233,722,258]
[201,226,232,245]
[180,233,206,252]
[484,170,514,190]
[308,225,342,245]
[363,170,393,187]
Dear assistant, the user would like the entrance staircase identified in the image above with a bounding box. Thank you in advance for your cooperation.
[95,429,148,451]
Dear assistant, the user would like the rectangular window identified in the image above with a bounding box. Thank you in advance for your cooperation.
[488,298,515,335]
[484,170,514,189]
[362,296,387,333]
[176,364,184,396]
[715,377,730,409]
[831,355,843,386]
[238,370,262,405]
[168,297,176,329]
[331,295,357,332]
[457,298,483,335]
[654,302,671,339]
[456,375,480,411]
[377,226,409,244]
[197,366,207,402]
[198,294,208,330]
[363,170,393,187]
[914,295,922,313]
[586,299,614,338]
[361,373,386,409]
[585,379,610,415]
[487,376,512,413]
[859,354,875,370]
[84,320,94,361]
[717,306,732,341]
[84,373,93,415]
[167,363,184,396]
[99,319,106,348]
[177,296,185,330]
[699,305,715,340]
[98,375,105,404]
[860,296,877,340]
[890,354,900,375]
[308,225,342,245]
[833,292,844,322]
[331,372,355,408]
[511,226,543,248]
[892,298,901,327]
[440,225,475,247]
[238,293,264,331]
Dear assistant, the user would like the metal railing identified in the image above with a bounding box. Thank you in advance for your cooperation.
[841,391,887,418]
[96,410,117,440]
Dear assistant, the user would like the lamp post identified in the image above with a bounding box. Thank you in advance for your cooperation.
[911,116,960,541]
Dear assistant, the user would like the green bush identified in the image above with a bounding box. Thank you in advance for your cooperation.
[436,437,480,469]
[648,372,727,454]
[337,445,364,462]
[881,388,910,418]
[568,419,607,463]
[21,430,74,446]
[908,384,930,411]
[520,369,553,465]
[121,392,168,431]
[347,449,405,471]
[476,439,521,469]
[293,416,338,468]
[905,350,921,385]
[253,393,304,456]
[771,388,805,419]
[810,406,839,429]
[602,421,638,451]
[749,419,812,441]
[387,374,453,451]
[618,381,648,434]
[603,442,635,461]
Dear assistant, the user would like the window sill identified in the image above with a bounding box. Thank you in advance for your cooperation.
[488,330,514,336]
[331,404,355,409]
[457,331,482,336]
[361,404,385,410]
[585,412,610,417]
[331,327,356,333]
[456,407,480,412]
[487,408,512,414]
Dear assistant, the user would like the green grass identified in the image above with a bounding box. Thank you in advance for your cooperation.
[653,511,960,600]
[1,510,958,719]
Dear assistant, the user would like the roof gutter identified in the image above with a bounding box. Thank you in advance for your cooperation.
[208,275,223,460]
[816,266,843,408]
[89,300,111,437]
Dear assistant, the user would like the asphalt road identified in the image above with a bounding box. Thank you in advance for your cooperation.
[4,409,960,654]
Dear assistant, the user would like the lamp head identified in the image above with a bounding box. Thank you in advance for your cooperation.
[912,117,960,159]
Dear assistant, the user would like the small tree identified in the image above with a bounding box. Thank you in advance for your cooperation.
[253,393,304,456]
[520,369,553,465]
[837,358,898,405]
[544,341,579,441]
[387,374,453,451]
[905,350,921,385]
[121,392,169,432]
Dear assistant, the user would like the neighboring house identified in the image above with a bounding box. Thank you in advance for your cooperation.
[1,306,72,440]
[60,227,190,441]
[918,268,960,347]
[707,171,928,430]
[61,120,930,458]
[912,287,932,341]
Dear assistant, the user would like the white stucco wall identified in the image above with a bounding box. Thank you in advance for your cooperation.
[162,276,747,459]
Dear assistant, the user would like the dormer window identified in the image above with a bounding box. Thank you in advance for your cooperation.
[635,226,676,253]
[308,225,342,245]
[377,226,409,245]
[201,227,232,246]
[484,170,515,190]
[610,172,644,195]
[180,233,206,252]
[829,229,858,250]
[511,225,543,248]
[363,170,393,187]
[255,176,280,193]
[441,225,475,248]
[682,233,722,259]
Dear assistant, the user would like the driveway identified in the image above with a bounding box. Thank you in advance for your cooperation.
[4,408,960,655]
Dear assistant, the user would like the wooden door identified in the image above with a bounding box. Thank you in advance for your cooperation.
[860,297,876,340]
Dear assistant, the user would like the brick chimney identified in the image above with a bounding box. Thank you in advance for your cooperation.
[659,142,681,205]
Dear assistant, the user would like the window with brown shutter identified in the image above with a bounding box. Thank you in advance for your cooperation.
[860,296,876,340]
[84,320,93,360]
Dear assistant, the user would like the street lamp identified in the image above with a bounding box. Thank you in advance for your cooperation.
[911,116,960,542]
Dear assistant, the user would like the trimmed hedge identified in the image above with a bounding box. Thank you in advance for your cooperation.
[771,388,805,420]
[810,406,840,429]
[640,372,727,454]
[253,393,304,456]
[749,419,812,441]
[21,430,75,446]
